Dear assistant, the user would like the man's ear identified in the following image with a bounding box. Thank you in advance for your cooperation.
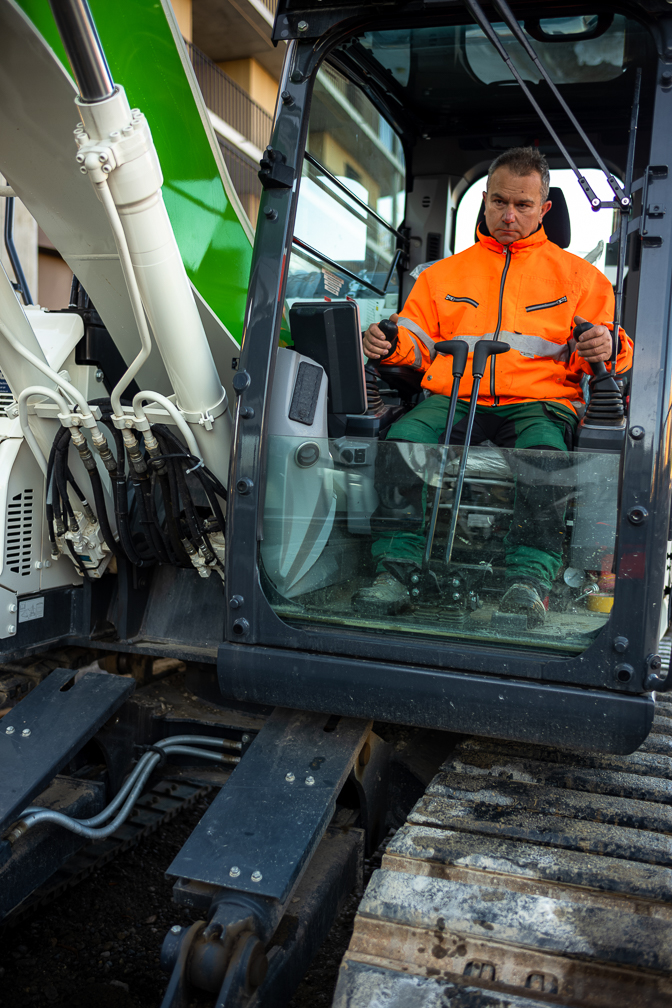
[540,199,552,221]
[482,190,488,202]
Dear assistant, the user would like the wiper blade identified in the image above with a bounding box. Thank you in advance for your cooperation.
[464,0,631,213]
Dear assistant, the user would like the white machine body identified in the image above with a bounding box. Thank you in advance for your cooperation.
[0,21,235,593]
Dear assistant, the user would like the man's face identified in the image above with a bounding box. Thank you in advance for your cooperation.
[482,167,552,246]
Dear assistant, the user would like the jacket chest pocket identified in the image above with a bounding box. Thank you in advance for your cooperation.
[440,292,488,336]
[516,291,574,341]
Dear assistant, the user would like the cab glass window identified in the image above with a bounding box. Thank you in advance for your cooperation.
[287,65,406,329]
[465,16,628,86]
[261,436,619,656]
[360,18,649,120]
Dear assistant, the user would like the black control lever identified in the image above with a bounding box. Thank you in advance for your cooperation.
[472,338,510,377]
[444,339,510,562]
[573,321,611,380]
[435,339,469,377]
[423,339,470,568]
[573,321,624,429]
[377,318,399,357]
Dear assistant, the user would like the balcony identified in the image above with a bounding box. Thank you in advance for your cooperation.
[186,40,274,223]
[192,0,283,79]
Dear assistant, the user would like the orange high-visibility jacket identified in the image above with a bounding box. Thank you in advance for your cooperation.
[384,226,633,412]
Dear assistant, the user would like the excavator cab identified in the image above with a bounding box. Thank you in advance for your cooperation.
[3,5,672,1004]
[223,1,671,753]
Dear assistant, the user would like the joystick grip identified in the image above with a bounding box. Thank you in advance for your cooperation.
[472,339,510,378]
[378,318,399,341]
[573,321,624,427]
[573,320,607,378]
[435,339,469,378]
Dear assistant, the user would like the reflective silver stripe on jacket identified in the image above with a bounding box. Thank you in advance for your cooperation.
[398,317,437,362]
[406,336,423,368]
[456,331,570,360]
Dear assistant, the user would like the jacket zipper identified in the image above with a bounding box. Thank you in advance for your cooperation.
[525,295,567,312]
[490,245,512,403]
[446,294,479,308]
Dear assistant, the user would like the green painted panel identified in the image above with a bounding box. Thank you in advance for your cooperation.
[16,0,253,345]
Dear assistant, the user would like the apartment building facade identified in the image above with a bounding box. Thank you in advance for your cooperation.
[2,0,279,310]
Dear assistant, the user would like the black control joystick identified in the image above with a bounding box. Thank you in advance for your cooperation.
[574,320,626,451]
[363,318,401,427]
[378,318,399,357]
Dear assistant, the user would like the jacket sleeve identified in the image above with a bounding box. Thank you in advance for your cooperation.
[380,269,440,372]
[568,268,633,377]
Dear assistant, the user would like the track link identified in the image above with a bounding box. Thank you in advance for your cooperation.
[334,694,672,1007]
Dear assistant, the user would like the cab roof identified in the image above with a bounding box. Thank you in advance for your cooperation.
[273,0,671,43]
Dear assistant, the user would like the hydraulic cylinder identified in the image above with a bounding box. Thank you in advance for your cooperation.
[74,85,231,483]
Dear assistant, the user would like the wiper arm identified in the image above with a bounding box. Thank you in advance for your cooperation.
[490,0,630,210]
[610,67,641,372]
[464,0,631,213]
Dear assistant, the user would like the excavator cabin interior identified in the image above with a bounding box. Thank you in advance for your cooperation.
[221,1,671,752]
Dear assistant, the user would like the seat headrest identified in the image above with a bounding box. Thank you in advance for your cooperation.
[475,186,571,248]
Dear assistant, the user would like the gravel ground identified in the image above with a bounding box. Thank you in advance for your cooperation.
[0,794,382,1008]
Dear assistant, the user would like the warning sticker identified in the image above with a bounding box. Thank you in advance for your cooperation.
[19,597,44,622]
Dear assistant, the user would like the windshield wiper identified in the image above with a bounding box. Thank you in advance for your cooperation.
[464,0,642,372]
[464,0,631,213]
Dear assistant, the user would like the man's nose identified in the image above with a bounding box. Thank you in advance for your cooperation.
[502,205,516,221]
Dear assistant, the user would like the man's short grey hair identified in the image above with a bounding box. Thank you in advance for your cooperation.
[487,147,550,202]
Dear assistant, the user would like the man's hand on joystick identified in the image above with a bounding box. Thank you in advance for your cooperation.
[363,313,399,359]
[573,315,612,364]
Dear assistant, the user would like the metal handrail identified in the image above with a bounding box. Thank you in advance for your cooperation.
[185,40,273,153]
[304,152,405,240]
[292,237,401,297]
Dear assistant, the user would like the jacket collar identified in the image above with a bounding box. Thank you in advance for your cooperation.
[477,222,548,255]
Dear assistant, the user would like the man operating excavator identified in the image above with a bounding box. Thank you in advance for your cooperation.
[355,146,634,625]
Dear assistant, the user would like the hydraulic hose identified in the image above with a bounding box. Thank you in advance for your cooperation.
[133,475,170,564]
[99,416,154,568]
[18,736,241,827]
[133,391,201,461]
[65,467,95,524]
[156,734,242,750]
[87,464,123,558]
[155,425,227,526]
[0,318,103,436]
[157,467,191,568]
[10,741,239,843]
[48,433,67,537]
[17,387,69,476]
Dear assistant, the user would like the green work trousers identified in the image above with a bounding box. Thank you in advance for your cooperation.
[370,397,577,593]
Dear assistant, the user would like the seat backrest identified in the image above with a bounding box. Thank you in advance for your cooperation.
[475,186,571,248]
